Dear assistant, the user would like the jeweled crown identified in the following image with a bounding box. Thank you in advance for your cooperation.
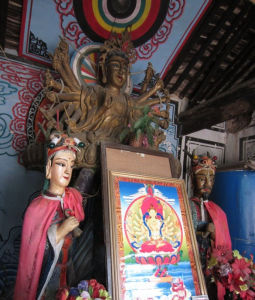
[47,132,85,159]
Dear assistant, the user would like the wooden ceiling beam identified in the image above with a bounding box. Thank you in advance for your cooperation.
[163,1,217,87]
[0,0,9,48]
[204,39,255,100]
[242,66,255,83]
[191,6,253,103]
[4,0,22,50]
[178,79,255,135]
[219,51,255,93]
[187,6,248,105]
[169,2,236,96]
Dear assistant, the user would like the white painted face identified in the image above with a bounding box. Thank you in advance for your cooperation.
[46,150,76,195]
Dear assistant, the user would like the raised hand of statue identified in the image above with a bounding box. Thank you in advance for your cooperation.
[36,37,172,168]
[46,91,57,103]
[56,216,79,243]
[153,78,164,92]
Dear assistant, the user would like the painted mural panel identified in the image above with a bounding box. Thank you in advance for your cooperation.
[0,57,44,296]
[20,0,212,87]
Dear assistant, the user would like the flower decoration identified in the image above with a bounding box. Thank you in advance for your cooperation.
[120,105,166,148]
[207,247,255,299]
[59,279,111,300]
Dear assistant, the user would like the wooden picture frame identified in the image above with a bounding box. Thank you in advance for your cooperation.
[101,143,206,299]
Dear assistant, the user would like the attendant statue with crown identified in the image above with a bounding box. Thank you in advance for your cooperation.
[188,151,232,298]
[189,152,232,267]
[14,133,85,300]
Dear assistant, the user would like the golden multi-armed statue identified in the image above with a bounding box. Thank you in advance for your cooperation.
[29,30,172,168]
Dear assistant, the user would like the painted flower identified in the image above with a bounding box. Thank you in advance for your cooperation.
[244,289,255,300]
[142,136,149,147]
[80,291,91,299]
[69,287,80,296]
[152,106,160,114]
[89,279,97,288]
[219,263,232,277]
[99,288,110,299]
[64,279,111,300]
[208,248,255,299]
[78,280,89,292]
[232,258,252,279]
[227,272,245,293]
[98,284,106,291]
[212,245,233,264]
[92,286,100,298]
[233,249,242,259]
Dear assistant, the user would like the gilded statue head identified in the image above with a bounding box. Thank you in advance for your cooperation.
[105,51,129,89]
[191,151,217,199]
[98,28,135,88]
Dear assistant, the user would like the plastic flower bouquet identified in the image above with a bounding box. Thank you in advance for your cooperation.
[57,279,111,300]
[207,247,255,300]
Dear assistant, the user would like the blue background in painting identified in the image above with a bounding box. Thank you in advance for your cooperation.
[117,180,196,298]
[118,181,182,224]
[124,262,195,299]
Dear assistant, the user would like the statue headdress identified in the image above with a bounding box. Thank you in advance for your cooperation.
[98,27,136,84]
[192,150,217,174]
[47,132,84,160]
[185,149,217,175]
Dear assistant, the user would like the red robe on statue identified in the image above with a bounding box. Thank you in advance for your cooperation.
[204,200,232,300]
[14,187,84,300]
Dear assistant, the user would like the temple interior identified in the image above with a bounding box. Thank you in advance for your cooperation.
[0,1,254,299]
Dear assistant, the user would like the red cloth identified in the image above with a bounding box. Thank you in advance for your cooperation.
[14,188,84,300]
[204,201,232,249]
[217,281,226,300]
[204,200,232,300]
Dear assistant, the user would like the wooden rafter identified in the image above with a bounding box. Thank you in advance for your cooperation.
[178,79,255,135]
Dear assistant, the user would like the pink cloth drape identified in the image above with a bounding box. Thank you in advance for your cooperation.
[14,188,84,300]
[204,201,232,249]
[204,200,232,300]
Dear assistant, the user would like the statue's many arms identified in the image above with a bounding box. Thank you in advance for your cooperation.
[41,39,170,167]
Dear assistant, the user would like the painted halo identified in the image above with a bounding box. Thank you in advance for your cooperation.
[73,0,170,47]
[124,194,183,265]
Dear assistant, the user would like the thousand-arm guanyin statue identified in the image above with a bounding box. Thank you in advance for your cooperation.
[38,29,171,169]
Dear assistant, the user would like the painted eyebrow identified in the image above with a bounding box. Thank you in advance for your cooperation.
[109,60,127,65]
[54,158,75,163]
[55,158,68,162]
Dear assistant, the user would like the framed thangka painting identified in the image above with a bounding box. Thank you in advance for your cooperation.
[105,172,206,300]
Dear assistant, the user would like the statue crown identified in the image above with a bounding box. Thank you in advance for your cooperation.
[47,132,84,159]
[99,27,136,65]
[191,152,217,174]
